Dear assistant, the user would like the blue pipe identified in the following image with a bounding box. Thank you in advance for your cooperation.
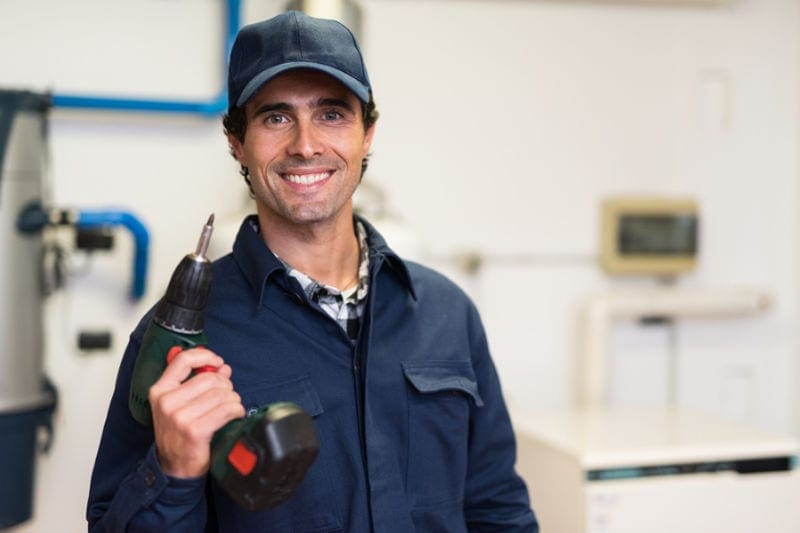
[76,210,150,300]
[52,0,241,116]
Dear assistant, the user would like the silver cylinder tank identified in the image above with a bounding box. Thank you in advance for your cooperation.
[0,91,51,413]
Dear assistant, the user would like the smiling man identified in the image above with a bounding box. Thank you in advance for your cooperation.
[229,69,373,287]
[87,11,537,532]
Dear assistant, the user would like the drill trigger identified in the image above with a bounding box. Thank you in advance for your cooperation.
[166,345,217,373]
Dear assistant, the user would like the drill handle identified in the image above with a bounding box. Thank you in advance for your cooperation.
[128,322,207,426]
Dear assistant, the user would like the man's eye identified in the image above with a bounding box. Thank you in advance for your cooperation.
[322,110,343,121]
[265,114,287,125]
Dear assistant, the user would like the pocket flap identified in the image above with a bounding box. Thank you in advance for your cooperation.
[402,361,484,407]
[238,374,324,417]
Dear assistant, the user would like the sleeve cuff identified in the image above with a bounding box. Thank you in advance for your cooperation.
[140,445,207,506]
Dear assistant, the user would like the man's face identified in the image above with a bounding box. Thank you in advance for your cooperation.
[229,69,374,230]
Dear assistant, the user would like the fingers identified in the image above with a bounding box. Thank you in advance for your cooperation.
[217,363,233,379]
[148,348,244,478]
[156,377,242,427]
[172,394,246,438]
[153,347,224,391]
[149,349,239,419]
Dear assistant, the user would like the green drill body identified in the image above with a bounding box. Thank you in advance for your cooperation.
[128,322,204,425]
[127,215,319,512]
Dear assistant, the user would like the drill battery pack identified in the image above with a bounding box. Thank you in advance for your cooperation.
[210,402,320,511]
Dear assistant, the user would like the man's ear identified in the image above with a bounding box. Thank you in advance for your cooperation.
[227,132,244,162]
[362,124,376,155]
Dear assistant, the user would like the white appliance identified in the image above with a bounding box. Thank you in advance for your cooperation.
[512,281,800,533]
[513,407,800,533]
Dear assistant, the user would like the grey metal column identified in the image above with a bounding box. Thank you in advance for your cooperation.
[0,91,52,413]
[0,90,57,529]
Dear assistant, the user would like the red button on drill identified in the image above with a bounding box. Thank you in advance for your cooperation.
[228,440,257,476]
[166,345,217,373]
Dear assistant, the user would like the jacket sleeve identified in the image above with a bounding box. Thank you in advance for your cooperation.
[86,329,210,532]
[463,304,539,532]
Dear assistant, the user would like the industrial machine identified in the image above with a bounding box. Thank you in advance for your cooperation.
[128,216,320,511]
[514,286,800,533]
[512,196,800,533]
[0,90,58,530]
[0,89,151,528]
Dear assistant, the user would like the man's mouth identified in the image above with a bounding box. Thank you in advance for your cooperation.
[283,171,332,185]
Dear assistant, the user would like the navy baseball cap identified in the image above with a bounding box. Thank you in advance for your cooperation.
[227,11,372,112]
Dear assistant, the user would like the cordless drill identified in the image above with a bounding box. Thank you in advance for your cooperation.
[128,215,319,511]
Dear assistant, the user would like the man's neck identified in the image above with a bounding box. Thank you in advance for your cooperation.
[257,208,361,291]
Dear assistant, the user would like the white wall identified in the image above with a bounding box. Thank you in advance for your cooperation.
[364,0,799,429]
[0,0,797,531]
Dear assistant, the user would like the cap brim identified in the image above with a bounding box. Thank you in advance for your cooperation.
[235,62,370,109]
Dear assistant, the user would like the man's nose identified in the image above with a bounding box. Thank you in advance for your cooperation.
[287,120,323,159]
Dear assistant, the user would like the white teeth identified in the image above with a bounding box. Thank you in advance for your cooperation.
[285,172,329,185]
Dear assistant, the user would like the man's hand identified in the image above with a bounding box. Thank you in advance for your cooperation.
[148,347,246,478]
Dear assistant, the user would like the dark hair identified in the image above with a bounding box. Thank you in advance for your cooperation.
[223,94,379,193]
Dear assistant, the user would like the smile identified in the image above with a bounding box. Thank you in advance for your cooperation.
[283,172,331,185]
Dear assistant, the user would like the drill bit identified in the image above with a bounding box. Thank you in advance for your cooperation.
[195,213,215,258]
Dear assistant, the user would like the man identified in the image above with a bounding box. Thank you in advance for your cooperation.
[87,11,537,532]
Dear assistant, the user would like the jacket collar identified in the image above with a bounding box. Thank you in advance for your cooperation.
[356,214,417,301]
[231,216,286,306]
[232,214,418,306]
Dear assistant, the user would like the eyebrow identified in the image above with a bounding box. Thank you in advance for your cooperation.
[250,97,357,120]
[316,98,355,113]
[251,102,291,118]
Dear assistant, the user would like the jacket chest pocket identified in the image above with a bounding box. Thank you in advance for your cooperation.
[223,375,343,532]
[402,361,484,510]
[239,374,324,419]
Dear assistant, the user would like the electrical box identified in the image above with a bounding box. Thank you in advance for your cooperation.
[600,196,698,277]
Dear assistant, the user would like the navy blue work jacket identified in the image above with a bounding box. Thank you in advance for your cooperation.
[87,215,537,532]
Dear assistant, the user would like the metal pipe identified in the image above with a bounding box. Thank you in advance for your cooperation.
[16,202,150,301]
[51,0,241,116]
[77,209,150,300]
[577,288,772,410]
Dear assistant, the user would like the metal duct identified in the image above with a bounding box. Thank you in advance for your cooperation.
[285,0,363,43]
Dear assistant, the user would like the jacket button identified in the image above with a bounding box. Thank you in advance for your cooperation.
[143,468,156,487]
[289,293,303,305]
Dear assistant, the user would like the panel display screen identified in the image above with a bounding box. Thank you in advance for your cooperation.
[618,215,698,256]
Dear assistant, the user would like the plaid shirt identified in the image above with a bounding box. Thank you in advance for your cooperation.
[278,222,370,341]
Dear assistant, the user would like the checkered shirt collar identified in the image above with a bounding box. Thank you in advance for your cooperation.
[276,221,370,339]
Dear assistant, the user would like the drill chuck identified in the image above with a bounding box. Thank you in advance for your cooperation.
[153,254,212,334]
[153,214,214,334]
